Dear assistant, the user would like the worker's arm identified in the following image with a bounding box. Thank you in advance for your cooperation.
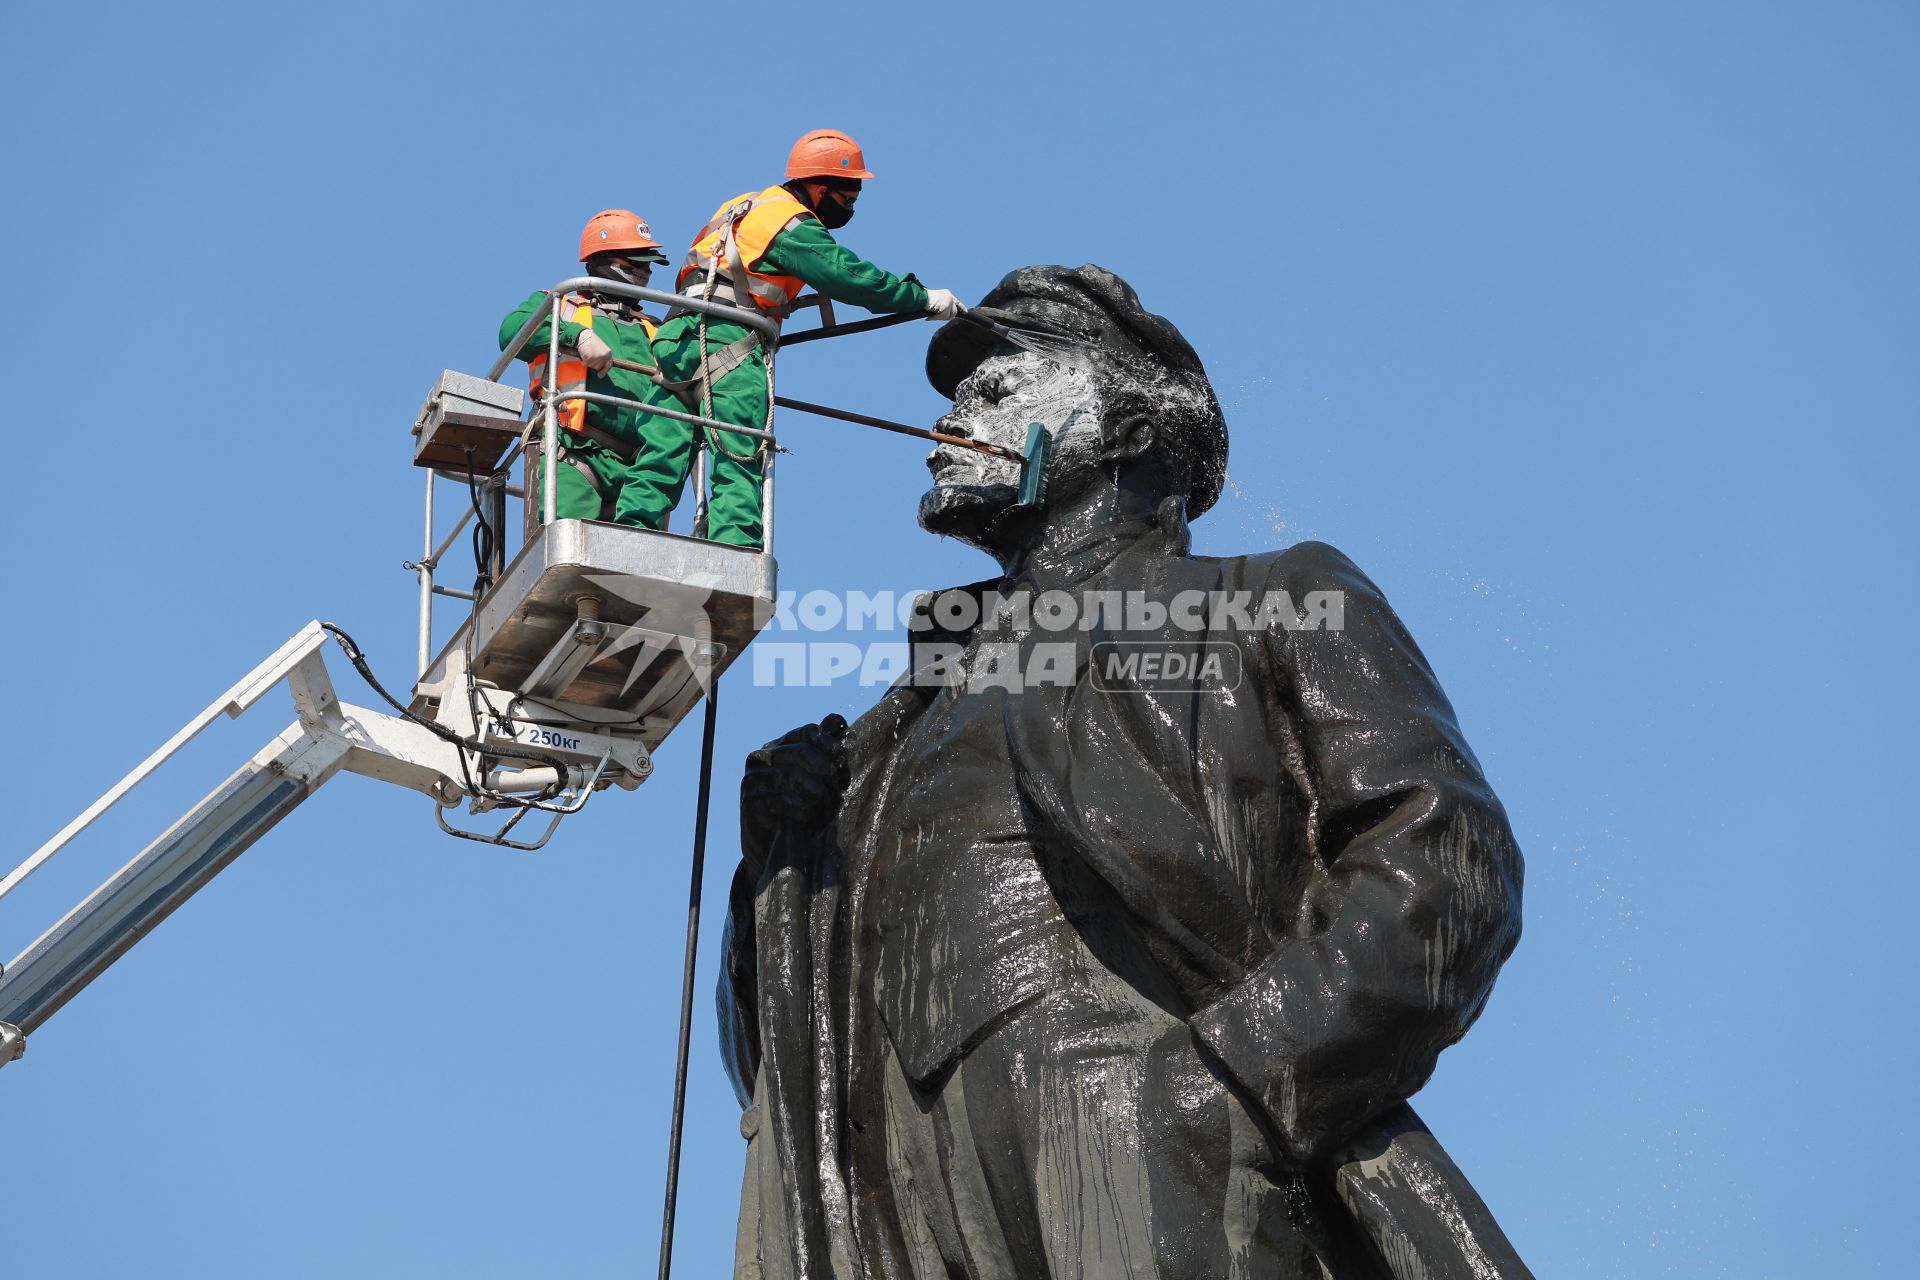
[758,218,931,314]
[497,290,591,360]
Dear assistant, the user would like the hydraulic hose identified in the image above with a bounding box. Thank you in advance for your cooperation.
[656,675,720,1280]
[318,622,572,797]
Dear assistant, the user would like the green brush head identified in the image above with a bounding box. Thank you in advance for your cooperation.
[1017,422,1050,507]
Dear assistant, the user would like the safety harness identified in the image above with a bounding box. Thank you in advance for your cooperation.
[529,293,660,508]
[538,190,805,507]
[661,188,808,465]
[675,186,810,320]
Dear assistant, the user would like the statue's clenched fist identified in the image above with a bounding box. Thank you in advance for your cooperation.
[740,714,850,876]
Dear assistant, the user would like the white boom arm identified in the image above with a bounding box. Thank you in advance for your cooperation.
[0,621,644,1066]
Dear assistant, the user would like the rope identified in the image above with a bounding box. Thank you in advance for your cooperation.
[696,217,772,471]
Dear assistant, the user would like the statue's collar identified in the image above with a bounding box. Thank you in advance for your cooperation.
[909,498,1194,655]
[1001,497,1192,593]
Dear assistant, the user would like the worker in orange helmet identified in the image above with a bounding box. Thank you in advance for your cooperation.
[615,129,966,548]
[498,210,671,522]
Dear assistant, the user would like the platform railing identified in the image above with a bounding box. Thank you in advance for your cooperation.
[416,279,784,679]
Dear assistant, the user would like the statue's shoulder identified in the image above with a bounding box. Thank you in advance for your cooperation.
[1190,540,1377,596]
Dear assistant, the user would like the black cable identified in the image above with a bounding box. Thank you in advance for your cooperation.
[461,459,506,794]
[453,446,560,807]
[318,622,572,791]
[657,674,719,1280]
[466,459,499,599]
[501,698,652,735]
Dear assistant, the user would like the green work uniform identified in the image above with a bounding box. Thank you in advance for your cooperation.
[612,216,931,548]
[498,290,662,524]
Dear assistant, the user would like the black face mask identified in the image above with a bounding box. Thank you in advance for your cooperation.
[813,188,857,230]
[587,255,657,289]
[791,179,860,229]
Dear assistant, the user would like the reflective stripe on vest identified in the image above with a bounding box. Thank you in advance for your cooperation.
[676,186,811,322]
[528,295,595,436]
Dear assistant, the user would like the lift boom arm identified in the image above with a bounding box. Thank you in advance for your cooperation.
[0,621,641,1066]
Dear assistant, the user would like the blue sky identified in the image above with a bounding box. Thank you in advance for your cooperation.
[2,2,1915,1275]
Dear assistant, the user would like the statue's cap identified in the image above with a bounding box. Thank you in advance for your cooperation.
[925,264,1227,518]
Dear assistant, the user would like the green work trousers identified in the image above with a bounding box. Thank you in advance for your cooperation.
[532,437,645,524]
[611,343,767,549]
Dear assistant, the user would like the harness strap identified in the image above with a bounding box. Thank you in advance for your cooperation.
[652,332,763,410]
[573,424,640,465]
[544,443,617,522]
[672,188,804,322]
[563,450,606,496]
[675,269,800,320]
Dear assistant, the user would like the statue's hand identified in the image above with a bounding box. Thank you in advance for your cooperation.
[739,713,850,876]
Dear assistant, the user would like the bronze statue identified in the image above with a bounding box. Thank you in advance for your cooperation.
[719,265,1531,1278]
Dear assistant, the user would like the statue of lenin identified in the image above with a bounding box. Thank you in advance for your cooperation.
[719,265,1532,1280]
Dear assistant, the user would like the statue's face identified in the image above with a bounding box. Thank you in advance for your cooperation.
[919,352,1101,543]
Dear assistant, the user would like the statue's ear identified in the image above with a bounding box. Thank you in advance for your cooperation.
[1098,390,1157,466]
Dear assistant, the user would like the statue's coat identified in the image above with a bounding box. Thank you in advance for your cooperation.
[720,524,1528,1279]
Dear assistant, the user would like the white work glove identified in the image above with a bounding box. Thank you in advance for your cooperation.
[924,288,967,321]
[575,327,615,374]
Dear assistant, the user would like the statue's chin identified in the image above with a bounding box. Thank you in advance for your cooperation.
[918,481,1020,549]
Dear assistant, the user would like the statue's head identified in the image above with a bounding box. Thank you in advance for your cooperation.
[919,265,1227,555]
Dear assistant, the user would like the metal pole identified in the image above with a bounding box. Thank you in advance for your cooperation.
[774,395,1023,462]
[543,293,561,525]
[487,289,554,380]
[571,386,777,443]
[424,504,480,571]
[656,668,719,1280]
[487,473,507,581]
[493,280,776,377]
[545,277,777,345]
[418,468,435,679]
[760,442,776,555]
[774,309,923,347]
[691,434,709,540]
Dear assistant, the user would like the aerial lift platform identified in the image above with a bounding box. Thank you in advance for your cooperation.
[0,278,803,1065]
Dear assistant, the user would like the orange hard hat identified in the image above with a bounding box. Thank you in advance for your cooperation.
[785,129,876,181]
[579,210,667,263]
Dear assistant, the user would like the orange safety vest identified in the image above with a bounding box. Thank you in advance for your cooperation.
[677,185,813,322]
[527,294,657,437]
[528,294,595,436]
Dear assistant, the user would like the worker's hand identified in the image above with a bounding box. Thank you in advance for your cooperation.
[740,714,850,878]
[924,288,967,321]
[575,328,615,374]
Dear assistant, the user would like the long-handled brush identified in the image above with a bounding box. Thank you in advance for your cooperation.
[605,359,1054,506]
[774,397,1051,507]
